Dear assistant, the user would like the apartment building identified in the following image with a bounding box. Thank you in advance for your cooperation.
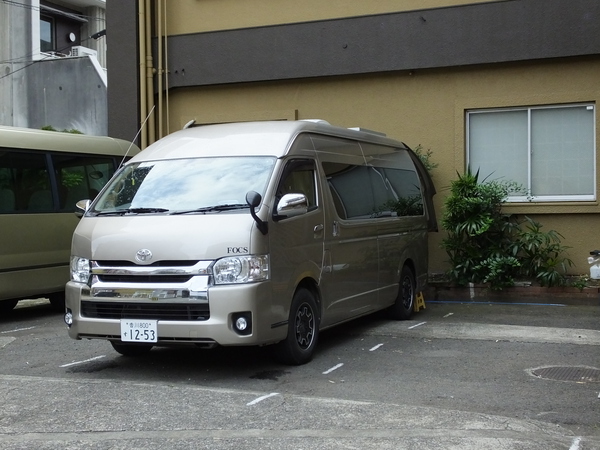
[0,0,108,135]
[107,0,600,275]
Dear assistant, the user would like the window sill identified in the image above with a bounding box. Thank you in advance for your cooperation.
[502,201,600,214]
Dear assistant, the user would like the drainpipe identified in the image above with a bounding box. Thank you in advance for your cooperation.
[138,0,147,149]
[164,0,170,136]
[145,0,156,145]
[157,0,163,139]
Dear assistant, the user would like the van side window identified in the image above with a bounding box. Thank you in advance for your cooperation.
[322,161,424,220]
[378,167,424,216]
[322,163,373,219]
[52,154,117,211]
[0,149,117,214]
[360,143,425,217]
[0,150,52,213]
[276,160,317,210]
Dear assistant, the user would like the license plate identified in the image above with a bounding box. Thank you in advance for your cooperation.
[120,319,158,343]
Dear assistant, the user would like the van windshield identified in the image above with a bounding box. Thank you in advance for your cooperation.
[91,156,276,215]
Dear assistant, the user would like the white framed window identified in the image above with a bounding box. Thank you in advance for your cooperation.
[467,104,596,202]
[40,15,55,53]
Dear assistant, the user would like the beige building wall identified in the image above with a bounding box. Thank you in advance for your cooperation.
[165,56,600,276]
[165,0,505,34]
[105,1,599,279]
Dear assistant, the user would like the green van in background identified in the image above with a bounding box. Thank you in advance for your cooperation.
[0,126,139,312]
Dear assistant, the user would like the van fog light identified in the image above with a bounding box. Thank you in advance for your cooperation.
[64,310,73,326]
[232,312,252,336]
[236,317,248,331]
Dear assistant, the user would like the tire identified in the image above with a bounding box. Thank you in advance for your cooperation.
[273,288,319,365]
[48,292,65,311]
[389,265,416,320]
[110,340,153,357]
[0,299,18,313]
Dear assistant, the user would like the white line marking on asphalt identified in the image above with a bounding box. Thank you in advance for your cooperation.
[246,393,279,406]
[59,355,106,368]
[369,344,384,352]
[322,363,344,374]
[443,313,454,318]
[1,326,36,334]
[408,322,426,329]
[569,437,582,450]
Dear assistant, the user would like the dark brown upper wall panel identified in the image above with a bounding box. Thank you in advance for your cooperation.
[165,0,600,88]
[106,0,139,141]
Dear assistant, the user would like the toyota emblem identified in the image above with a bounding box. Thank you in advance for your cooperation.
[135,249,153,263]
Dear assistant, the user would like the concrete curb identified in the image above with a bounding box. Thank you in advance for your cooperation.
[425,284,600,306]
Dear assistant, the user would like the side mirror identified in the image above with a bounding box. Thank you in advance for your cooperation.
[245,191,268,235]
[74,199,91,218]
[275,193,308,220]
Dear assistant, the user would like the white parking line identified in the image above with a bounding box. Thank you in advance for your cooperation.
[408,322,426,329]
[369,344,384,352]
[569,437,582,450]
[59,355,106,368]
[246,393,279,406]
[322,363,344,374]
[443,313,454,318]
[1,326,36,334]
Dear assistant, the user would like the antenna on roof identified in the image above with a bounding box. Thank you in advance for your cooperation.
[118,104,155,169]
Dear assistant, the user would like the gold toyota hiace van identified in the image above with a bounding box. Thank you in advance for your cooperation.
[65,120,436,364]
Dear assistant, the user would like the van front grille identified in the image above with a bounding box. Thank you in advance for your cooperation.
[96,274,193,283]
[95,260,199,267]
[81,301,209,321]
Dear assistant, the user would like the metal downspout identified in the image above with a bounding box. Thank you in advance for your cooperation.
[157,0,163,139]
[138,0,147,149]
[164,0,170,136]
[145,0,156,145]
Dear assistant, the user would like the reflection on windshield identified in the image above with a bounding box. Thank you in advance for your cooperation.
[92,157,276,214]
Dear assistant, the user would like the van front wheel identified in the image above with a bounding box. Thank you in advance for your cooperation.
[110,341,153,357]
[390,266,415,320]
[273,288,319,365]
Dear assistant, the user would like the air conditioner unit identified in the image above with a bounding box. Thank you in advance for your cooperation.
[71,46,97,58]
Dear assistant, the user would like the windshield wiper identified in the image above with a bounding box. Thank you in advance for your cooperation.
[170,204,249,215]
[94,207,170,216]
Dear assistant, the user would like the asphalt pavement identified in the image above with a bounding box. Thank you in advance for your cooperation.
[0,294,599,449]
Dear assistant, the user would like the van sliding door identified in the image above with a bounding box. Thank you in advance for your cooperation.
[313,136,380,326]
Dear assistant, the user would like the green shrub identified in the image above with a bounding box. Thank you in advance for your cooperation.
[513,217,573,287]
[413,145,438,174]
[441,168,572,289]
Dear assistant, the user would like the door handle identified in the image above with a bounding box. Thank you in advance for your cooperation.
[314,224,324,232]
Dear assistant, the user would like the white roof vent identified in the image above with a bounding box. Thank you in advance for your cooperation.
[300,119,330,124]
[348,127,387,137]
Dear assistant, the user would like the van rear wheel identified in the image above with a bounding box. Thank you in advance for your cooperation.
[110,341,153,356]
[273,288,319,365]
[0,299,18,312]
[390,266,415,320]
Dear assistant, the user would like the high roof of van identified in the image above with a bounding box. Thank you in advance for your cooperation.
[132,120,409,162]
[0,125,139,156]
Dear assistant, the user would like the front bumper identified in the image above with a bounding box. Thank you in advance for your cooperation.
[65,280,286,346]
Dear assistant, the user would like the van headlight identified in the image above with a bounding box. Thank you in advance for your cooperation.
[212,255,269,284]
[70,256,91,283]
